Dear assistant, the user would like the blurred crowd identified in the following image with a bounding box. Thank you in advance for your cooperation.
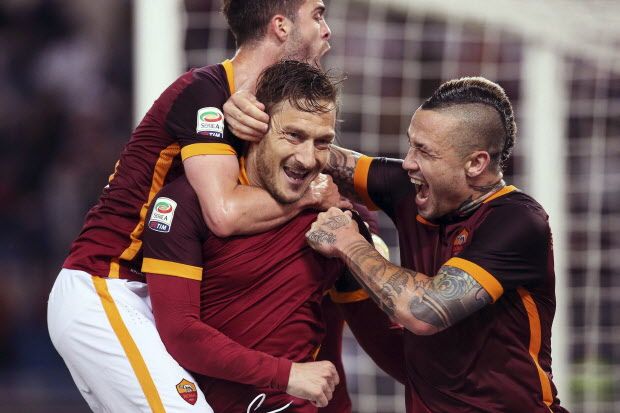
[0,1,131,409]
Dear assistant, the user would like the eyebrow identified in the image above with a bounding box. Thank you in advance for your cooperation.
[284,125,334,142]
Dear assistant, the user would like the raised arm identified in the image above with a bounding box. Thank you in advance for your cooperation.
[183,155,343,237]
[306,208,492,335]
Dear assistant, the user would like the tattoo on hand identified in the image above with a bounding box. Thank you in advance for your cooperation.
[408,266,491,328]
[323,215,350,230]
[307,230,337,245]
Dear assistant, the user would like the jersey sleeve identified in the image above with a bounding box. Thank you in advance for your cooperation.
[353,156,414,217]
[141,179,206,281]
[148,273,291,390]
[164,68,238,161]
[445,204,551,302]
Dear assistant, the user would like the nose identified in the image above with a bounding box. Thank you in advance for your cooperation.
[402,147,419,172]
[322,19,331,40]
[295,141,318,170]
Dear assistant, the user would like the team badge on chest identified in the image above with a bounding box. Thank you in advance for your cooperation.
[148,197,177,233]
[176,378,198,405]
[196,107,224,138]
[452,228,469,255]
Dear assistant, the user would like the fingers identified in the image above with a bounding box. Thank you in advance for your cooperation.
[229,93,269,125]
[225,116,264,141]
[337,197,353,210]
[311,394,328,408]
[223,91,269,140]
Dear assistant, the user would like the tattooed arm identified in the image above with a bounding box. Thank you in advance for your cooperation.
[324,146,365,202]
[306,208,492,335]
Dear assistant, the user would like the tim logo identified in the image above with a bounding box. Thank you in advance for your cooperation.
[148,197,177,233]
[452,228,469,256]
[176,378,198,405]
[196,107,224,138]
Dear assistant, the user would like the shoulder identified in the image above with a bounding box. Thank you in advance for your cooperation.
[485,190,548,228]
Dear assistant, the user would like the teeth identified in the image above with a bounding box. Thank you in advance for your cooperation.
[410,177,425,186]
[285,168,308,180]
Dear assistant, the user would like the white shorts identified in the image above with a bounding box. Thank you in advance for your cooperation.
[47,268,213,413]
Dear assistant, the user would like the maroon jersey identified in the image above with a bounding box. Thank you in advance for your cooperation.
[142,175,366,412]
[64,60,242,280]
[353,156,567,413]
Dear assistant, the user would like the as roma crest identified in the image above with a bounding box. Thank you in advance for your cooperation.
[452,228,469,256]
[176,378,198,405]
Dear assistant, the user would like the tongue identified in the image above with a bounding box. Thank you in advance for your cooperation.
[418,183,429,199]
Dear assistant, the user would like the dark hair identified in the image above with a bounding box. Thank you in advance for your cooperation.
[421,77,516,170]
[221,0,305,46]
[255,60,341,115]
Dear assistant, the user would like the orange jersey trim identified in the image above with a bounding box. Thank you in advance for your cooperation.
[108,258,120,279]
[221,59,236,94]
[238,157,250,185]
[116,143,180,267]
[517,287,554,410]
[329,288,370,304]
[92,276,166,413]
[416,214,439,227]
[181,142,237,161]
[444,257,504,302]
[353,155,379,211]
[142,258,203,281]
[484,185,517,204]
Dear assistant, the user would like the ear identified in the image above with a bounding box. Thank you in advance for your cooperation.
[268,14,292,43]
[464,151,490,178]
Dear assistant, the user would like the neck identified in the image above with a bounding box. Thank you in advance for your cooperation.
[243,144,263,188]
[456,176,506,217]
[230,41,284,92]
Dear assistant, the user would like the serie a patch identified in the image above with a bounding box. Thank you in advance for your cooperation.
[196,106,224,138]
[148,197,177,233]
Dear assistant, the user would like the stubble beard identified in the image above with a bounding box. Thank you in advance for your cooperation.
[283,30,318,66]
[255,146,302,205]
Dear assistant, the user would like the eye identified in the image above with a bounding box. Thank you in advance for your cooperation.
[315,140,332,150]
[285,132,302,143]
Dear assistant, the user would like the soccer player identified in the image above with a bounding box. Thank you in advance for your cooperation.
[226,77,568,412]
[142,60,403,412]
[47,1,348,411]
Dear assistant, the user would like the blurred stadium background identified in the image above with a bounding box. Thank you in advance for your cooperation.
[1,0,619,411]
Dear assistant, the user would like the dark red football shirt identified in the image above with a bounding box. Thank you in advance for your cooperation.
[142,175,375,413]
[353,156,567,413]
[64,60,242,280]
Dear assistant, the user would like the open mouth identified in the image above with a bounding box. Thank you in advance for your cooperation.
[410,176,430,205]
[283,166,311,185]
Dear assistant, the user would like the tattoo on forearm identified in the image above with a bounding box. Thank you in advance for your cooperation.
[307,230,336,245]
[341,242,491,329]
[327,148,361,200]
[323,215,350,230]
[408,266,491,328]
[385,269,409,295]
[343,241,412,316]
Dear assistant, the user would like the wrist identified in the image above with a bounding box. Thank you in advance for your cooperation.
[336,233,367,260]
[272,357,293,391]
